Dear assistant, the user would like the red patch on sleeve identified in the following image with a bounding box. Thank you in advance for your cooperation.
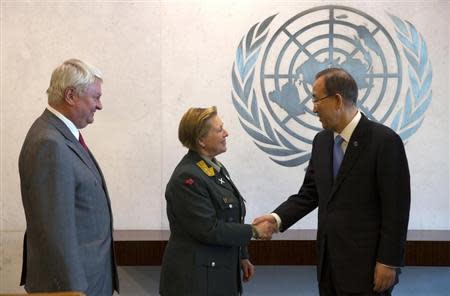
[184,178,194,186]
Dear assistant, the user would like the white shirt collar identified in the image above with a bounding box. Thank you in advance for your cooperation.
[46,105,80,140]
[334,111,361,142]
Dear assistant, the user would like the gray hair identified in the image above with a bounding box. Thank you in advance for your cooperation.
[46,59,103,104]
[315,67,358,104]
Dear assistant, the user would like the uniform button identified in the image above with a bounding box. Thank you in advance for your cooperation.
[229,204,233,208]
[211,261,216,267]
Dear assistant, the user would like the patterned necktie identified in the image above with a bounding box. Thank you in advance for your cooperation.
[79,133,89,151]
[333,135,344,178]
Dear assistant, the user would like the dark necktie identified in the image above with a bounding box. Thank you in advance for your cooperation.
[333,135,344,178]
[79,133,89,151]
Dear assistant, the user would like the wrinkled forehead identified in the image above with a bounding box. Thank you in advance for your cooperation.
[84,79,102,95]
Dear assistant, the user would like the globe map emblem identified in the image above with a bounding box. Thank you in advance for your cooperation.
[231,5,432,167]
[260,5,402,144]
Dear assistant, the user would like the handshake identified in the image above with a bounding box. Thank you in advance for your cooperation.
[250,214,279,240]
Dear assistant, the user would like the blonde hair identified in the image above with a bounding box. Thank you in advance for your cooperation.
[178,106,218,150]
[46,59,103,105]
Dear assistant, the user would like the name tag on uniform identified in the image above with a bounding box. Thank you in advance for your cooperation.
[223,196,234,204]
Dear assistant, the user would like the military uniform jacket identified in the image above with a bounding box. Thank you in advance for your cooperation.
[160,150,253,296]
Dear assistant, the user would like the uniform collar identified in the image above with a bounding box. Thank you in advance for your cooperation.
[200,156,222,173]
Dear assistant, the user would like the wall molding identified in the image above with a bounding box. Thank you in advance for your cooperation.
[114,230,450,266]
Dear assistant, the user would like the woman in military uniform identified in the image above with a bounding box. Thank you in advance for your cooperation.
[159,106,275,296]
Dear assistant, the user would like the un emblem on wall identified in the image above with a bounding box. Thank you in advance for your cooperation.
[231,5,432,167]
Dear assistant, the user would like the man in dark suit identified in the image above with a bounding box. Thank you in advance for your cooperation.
[19,59,119,295]
[254,68,410,295]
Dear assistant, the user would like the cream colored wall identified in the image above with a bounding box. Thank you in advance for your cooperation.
[1,0,448,293]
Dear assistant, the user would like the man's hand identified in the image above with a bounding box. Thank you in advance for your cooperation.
[373,262,396,292]
[252,220,276,240]
[252,214,278,240]
[241,259,255,282]
[253,214,278,229]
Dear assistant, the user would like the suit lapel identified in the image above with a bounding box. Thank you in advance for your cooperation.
[202,162,236,193]
[87,148,114,219]
[214,173,231,190]
[42,110,114,222]
[322,133,335,197]
[313,131,335,203]
[88,150,107,186]
[41,110,103,184]
[217,166,242,196]
[40,110,115,238]
[330,114,370,198]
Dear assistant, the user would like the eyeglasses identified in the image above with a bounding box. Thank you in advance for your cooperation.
[312,94,333,105]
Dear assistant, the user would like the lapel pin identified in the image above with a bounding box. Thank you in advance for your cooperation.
[353,141,358,147]
[218,178,225,184]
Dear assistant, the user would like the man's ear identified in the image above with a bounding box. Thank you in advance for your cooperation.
[64,87,76,106]
[335,93,344,109]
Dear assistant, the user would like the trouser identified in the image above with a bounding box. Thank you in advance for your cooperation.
[319,247,397,296]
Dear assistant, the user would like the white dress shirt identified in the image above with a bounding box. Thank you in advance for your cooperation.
[47,105,80,140]
[271,111,362,230]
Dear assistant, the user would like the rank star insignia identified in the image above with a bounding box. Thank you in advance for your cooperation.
[218,178,225,184]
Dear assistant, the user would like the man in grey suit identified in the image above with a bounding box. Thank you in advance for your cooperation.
[19,59,119,295]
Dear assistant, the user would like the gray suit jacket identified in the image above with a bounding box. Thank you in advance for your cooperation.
[19,109,119,295]
[160,150,252,296]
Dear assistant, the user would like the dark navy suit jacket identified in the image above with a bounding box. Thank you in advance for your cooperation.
[274,114,410,292]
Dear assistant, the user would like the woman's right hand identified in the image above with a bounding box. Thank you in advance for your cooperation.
[252,218,277,240]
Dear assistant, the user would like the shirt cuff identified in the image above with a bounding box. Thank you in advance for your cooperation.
[270,213,282,231]
[378,262,398,269]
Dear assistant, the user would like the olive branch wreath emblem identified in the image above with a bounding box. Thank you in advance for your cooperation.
[389,14,433,141]
[231,12,432,167]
